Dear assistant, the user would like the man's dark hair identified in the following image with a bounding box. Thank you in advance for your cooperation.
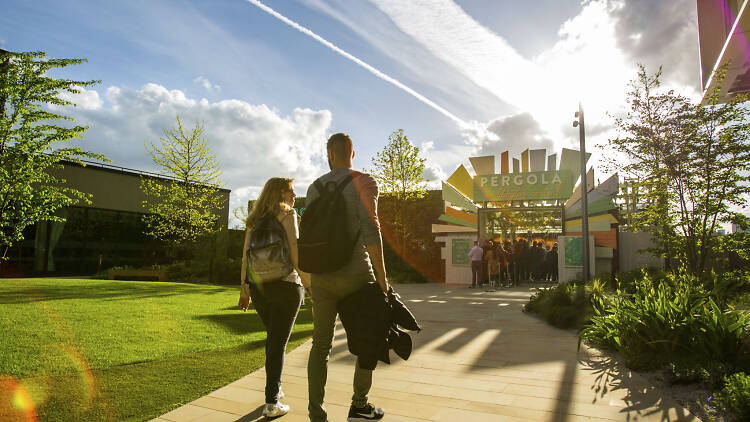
[327,133,353,160]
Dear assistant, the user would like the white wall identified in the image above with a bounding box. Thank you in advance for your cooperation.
[435,233,474,286]
[618,232,664,272]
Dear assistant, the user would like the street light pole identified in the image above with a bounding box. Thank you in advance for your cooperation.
[573,103,590,283]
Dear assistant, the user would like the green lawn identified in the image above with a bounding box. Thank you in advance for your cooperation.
[0,278,313,421]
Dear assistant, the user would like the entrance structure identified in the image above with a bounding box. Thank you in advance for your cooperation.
[433,148,620,285]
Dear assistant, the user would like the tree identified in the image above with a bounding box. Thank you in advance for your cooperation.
[231,205,248,230]
[606,64,750,273]
[0,50,105,260]
[140,116,225,256]
[369,129,428,254]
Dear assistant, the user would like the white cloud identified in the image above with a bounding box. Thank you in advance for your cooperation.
[299,0,512,121]
[52,87,104,110]
[246,0,469,128]
[193,75,221,92]
[299,0,641,178]
[59,84,332,228]
[417,141,445,188]
[326,0,697,182]
[608,0,699,88]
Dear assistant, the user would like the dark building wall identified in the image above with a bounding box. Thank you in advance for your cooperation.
[48,161,231,228]
[2,161,232,277]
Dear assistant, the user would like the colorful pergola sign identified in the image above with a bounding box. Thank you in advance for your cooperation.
[473,170,574,202]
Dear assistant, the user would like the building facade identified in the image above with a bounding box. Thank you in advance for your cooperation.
[2,160,231,276]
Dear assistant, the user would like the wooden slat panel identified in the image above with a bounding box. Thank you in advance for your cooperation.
[432,224,477,233]
[512,158,520,173]
[469,156,495,176]
[567,173,619,213]
[565,197,617,219]
[500,151,509,174]
[441,181,478,212]
[595,246,614,258]
[521,149,529,172]
[565,167,595,209]
[566,228,617,249]
[547,153,557,172]
[445,206,478,224]
[446,164,475,200]
[559,148,592,176]
[565,215,614,232]
[529,149,546,172]
[438,214,477,228]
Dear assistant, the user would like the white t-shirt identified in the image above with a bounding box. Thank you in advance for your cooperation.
[468,245,484,262]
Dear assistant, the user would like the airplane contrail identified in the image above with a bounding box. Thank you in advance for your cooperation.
[245,0,470,129]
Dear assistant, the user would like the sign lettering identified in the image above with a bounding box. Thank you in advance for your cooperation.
[473,170,574,201]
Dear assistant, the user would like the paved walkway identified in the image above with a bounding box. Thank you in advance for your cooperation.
[153,284,697,422]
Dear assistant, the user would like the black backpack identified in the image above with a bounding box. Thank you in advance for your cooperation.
[246,213,293,283]
[298,173,360,273]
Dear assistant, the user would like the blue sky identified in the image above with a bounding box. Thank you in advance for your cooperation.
[1,0,700,227]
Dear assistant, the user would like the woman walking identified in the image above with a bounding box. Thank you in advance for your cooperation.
[239,177,311,417]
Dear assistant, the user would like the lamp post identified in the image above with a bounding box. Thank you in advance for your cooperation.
[573,103,590,283]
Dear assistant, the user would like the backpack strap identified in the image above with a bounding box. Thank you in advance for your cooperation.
[333,174,354,196]
[312,178,324,196]
[312,173,358,197]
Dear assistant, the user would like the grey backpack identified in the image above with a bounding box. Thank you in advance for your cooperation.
[246,213,293,283]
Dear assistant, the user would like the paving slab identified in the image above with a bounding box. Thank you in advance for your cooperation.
[157,284,697,421]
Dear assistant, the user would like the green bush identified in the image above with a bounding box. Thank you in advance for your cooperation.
[145,257,242,285]
[525,282,594,329]
[667,359,707,385]
[580,273,750,370]
[614,267,665,293]
[715,372,750,421]
[703,270,750,308]
[667,358,733,387]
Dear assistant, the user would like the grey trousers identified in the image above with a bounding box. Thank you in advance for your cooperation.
[308,276,372,422]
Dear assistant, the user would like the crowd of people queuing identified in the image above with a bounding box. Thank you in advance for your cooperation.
[469,238,558,289]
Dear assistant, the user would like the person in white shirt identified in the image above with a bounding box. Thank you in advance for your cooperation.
[467,241,484,288]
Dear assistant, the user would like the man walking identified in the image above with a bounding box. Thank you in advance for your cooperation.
[305,133,388,422]
[468,240,483,288]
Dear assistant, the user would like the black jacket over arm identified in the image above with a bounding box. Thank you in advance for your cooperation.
[337,283,420,370]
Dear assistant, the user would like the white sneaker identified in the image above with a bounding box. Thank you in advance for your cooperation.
[278,387,284,399]
[262,402,290,417]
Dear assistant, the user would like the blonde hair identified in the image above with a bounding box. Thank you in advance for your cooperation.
[246,177,293,228]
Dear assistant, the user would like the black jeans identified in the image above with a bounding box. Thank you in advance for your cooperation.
[248,280,304,404]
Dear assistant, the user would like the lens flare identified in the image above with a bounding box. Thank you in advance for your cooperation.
[57,346,95,410]
[0,376,37,422]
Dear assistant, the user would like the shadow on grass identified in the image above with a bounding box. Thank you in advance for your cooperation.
[196,303,314,335]
[27,328,314,422]
[0,280,232,304]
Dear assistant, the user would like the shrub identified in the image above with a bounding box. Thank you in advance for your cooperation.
[715,372,750,421]
[667,358,733,387]
[614,267,665,293]
[667,359,707,385]
[155,257,241,285]
[580,272,750,370]
[525,282,592,329]
[703,270,750,308]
